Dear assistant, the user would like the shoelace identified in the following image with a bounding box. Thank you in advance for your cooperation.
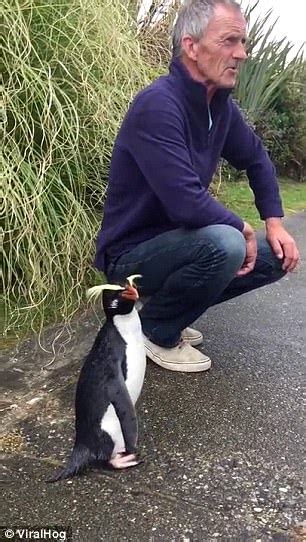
[178,338,189,350]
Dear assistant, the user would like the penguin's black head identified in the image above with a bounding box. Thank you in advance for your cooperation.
[86,275,142,320]
[102,284,139,319]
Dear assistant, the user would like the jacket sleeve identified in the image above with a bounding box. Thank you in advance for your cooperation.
[221,101,284,220]
[126,107,244,231]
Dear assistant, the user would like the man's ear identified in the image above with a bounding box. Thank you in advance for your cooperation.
[181,35,199,61]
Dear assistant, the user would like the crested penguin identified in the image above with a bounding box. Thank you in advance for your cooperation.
[48,275,146,481]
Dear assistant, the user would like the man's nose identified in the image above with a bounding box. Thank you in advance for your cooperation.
[233,42,248,61]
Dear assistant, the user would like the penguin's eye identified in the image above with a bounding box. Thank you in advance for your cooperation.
[110,299,119,309]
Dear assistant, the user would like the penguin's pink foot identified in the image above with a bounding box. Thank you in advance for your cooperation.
[109,452,140,469]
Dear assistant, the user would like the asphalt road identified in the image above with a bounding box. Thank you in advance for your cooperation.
[1,212,305,541]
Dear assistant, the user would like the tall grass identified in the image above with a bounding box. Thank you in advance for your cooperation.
[2,0,155,343]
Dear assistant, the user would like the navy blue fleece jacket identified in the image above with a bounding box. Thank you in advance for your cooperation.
[95,57,283,271]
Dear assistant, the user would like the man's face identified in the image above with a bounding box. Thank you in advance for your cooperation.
[190,5,248,88]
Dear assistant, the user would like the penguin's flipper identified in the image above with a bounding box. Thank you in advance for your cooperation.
[107,376,138,455]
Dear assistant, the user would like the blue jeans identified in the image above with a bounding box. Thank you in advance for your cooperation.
[106,225,286,347]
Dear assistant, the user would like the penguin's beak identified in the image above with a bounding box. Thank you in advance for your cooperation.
[121,284,139,301]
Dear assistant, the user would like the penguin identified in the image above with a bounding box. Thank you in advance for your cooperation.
[48,274,146,482]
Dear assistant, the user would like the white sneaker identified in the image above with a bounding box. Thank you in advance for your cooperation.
[181,327,203,346]
[143,336,211,373]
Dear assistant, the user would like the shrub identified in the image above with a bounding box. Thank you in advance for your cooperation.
[234,2,304,179]
[254,63,306,180]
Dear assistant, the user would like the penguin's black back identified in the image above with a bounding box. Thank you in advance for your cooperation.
[75,320,127,447]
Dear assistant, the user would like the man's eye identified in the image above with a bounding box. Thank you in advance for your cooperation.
[224,37,246,45]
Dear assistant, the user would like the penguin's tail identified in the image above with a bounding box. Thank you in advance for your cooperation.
[46,443,92,483]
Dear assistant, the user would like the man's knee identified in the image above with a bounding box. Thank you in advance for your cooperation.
[196,224,246,269]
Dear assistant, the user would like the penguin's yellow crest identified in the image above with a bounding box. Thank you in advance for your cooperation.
[126,274,142,287]
[86,274,142,302]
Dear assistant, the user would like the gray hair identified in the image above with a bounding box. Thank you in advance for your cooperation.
[172,0,242,57]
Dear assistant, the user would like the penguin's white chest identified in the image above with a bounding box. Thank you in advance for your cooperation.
[113,309,146,401]
[100,308,146,454]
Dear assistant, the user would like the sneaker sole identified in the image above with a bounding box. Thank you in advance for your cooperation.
[145,346,211,373]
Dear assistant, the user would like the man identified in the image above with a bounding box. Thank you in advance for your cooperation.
[94,0,300,372]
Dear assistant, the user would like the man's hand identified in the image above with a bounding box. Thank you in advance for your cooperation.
[236,221,257,277]
[265,218,300,272]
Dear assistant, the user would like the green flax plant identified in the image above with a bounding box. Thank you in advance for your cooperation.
[3,0,154,344]
[236,1,303,125]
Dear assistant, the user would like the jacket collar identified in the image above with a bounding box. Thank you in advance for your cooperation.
[169,56,232,108]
